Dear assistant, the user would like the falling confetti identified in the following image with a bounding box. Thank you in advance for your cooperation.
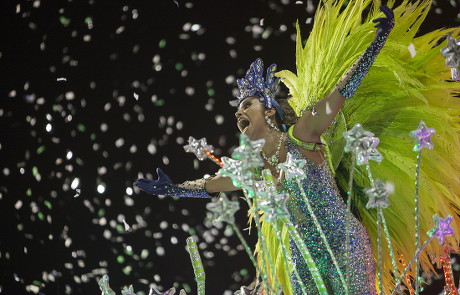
[1,0,458,294]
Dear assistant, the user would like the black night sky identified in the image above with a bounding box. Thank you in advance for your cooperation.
[0,0,459,294]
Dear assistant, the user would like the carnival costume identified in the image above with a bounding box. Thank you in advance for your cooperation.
[134,0,460,294]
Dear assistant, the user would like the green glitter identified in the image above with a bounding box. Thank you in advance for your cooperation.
[26,188,32,196]
[90,133,96,141]
[155,99,165,106]
[159,39,167,48]
[122,265,132,275]
[140,249,149,259]
[59,16,71,27]
[124,248,133,256]
[77,124,86,132]
[32,166,39,176]
[37,145,46,154]
[207,88,215,97]
[117,255,125,264]
[44,200,52,210]
[175,62,184,71]
[182,283,191,293]
[116,224,124,233]
[38,212,45,221]
[97,208,105,217]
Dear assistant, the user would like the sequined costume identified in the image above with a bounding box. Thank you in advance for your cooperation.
[282,138,375,294]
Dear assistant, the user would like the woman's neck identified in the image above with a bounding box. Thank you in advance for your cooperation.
[262,129,284,157]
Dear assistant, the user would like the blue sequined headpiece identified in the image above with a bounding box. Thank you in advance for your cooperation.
[230,58,285,121]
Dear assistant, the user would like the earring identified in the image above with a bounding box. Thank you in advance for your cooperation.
[265,115,280,132]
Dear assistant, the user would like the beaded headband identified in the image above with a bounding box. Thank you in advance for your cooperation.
[230,58,285,121]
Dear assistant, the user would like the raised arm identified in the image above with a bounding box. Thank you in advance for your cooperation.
[292,6,394,142]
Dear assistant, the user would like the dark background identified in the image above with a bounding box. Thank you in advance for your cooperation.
[0,0,459,294]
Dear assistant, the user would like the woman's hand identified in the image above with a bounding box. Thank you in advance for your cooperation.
[373,6,395,38]
[134,168,173,195]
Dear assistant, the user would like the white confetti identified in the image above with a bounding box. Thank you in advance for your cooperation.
[134,92,139,100]
[408,43,416,58]
[57,77,67,81]
[74,189,81,198]
[123,219,131,231]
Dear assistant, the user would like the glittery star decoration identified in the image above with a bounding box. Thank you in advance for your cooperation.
[364,179,393,209]
[206,193,240,224]
[231,134,265,169]
[255,186,289,223]
[409,120,436,151]
[98,274,116,295]
[121,285,136,295]
[431,215,454,245]
[277,152,307,181]
[441,36,460,81]
[343,123,383,165]
[217,156,255,192]
[183,136,214,161]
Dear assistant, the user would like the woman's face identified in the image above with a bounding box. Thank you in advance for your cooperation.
[235,96,269,140]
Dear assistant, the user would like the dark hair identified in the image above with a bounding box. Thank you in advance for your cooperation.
[276,98,297,127]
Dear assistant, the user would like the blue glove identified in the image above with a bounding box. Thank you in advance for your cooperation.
[337,5,395,99]
[134,168,212,198]
[373,6,395,38]
[134,168,174,195]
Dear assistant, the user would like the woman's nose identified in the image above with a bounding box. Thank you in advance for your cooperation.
[235,109,242,119]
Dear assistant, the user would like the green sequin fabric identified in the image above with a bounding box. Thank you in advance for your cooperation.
[284,138,376,294]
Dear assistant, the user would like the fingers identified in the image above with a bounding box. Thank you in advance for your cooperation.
[135,178,151,184]
[380,5,394,19]
[156,168,173,185]
[372,17,385,24]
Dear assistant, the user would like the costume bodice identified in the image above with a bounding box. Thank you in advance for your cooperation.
[282,138,375,294]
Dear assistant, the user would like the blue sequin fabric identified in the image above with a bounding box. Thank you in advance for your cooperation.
[284,138,376,294]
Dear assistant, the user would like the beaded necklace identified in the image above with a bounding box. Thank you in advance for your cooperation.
[261,132,286,173]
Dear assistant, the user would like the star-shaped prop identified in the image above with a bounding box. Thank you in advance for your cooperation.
[232,134,265,169]
[98,275,116,295]
[183,136,214,161]
[206,193,240,224]
[364,179,393,209]
[277,152,307,181]
[343,123,383,165]
[255,186,289,223]
[409,120,436,151]
[217,157,255,192]
[441,35,460,81]
[431,215,454,245]
[121,285,135,295]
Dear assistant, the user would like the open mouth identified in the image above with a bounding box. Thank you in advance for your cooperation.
[237,118,250,133]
